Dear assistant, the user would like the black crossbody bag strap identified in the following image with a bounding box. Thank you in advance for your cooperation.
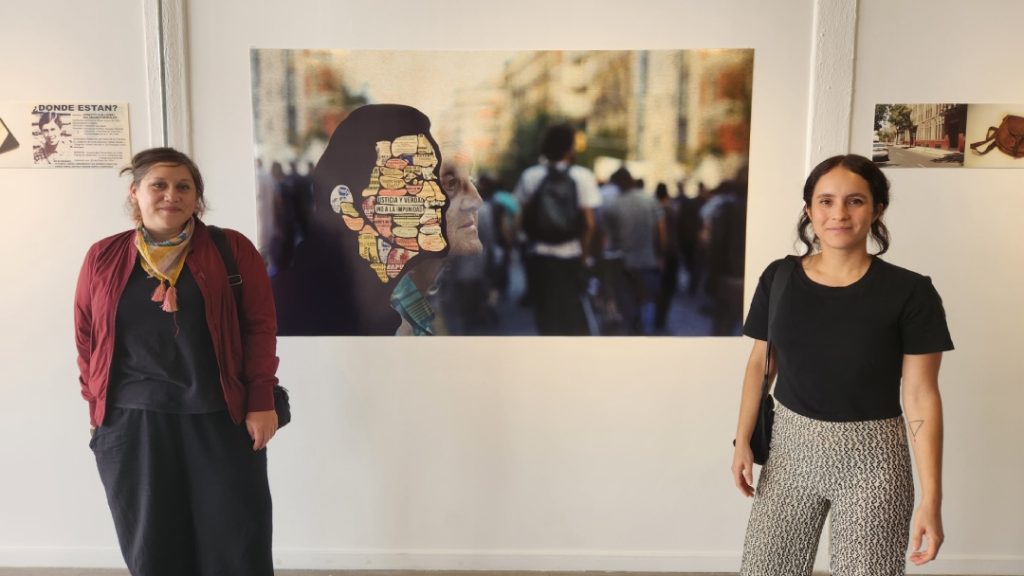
[205,226,291,427]
[207,225,244,320]
[763,257,796,396]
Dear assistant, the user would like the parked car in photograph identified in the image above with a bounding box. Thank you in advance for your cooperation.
[872,141,889,162]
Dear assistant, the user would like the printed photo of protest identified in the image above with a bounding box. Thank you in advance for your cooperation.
[252,49,754,336]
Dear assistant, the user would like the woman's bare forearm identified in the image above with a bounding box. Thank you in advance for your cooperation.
[735,341,772,443]
[904,387,944,503]
[902,353,945,505]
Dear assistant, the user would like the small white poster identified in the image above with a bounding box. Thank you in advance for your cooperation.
[0,101,131,169]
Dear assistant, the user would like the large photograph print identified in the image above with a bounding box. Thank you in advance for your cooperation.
[251,49,753,336]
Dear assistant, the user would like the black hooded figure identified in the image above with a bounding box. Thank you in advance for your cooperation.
[272,104,448,335]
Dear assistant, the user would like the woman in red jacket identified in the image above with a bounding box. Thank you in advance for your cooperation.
[75,147,279,575]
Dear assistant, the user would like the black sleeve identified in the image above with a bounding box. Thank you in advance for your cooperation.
[900,276,954,354]
[742,258,785,341]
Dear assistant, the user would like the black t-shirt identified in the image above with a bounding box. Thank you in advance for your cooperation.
[108,259,227,413]
[743,256,954,422]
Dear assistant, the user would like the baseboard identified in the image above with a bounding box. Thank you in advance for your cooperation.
[271,548,740,572]
[2,547,1021,574]
[0,547,739,572]
[903,554,1024,575]
[0,547,123,569]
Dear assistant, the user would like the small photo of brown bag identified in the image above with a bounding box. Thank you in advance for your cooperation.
[970,114,1024,158]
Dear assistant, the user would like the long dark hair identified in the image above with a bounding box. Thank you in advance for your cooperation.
[312,104,442,228]
[797,154,890,255]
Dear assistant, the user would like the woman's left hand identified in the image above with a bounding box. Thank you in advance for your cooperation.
[245,410,278,451]
[908,501,944,565]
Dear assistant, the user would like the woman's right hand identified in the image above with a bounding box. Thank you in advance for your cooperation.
[733,340,769,498]
[732,443,756,497]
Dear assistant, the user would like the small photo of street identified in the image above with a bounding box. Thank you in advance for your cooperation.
[872,103,967,168]
[964,104,1024,168]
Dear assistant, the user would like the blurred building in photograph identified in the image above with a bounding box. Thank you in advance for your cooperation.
[909,103,967,152]
[252,49,753,194]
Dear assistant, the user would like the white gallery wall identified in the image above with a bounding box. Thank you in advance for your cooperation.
[0,0,1020,574]
[0,0,157,567]
[848,0,1024,571]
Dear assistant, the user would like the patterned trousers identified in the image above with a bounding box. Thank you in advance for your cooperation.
[740,404,914,576]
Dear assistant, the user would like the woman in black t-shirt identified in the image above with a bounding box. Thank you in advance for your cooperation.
[731,155,953,575]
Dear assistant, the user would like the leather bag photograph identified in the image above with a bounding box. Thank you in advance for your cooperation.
[970,114,1024,158]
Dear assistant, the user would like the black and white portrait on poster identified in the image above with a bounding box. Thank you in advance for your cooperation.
[0,101,130,169]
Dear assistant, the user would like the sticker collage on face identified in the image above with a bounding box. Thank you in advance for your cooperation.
[330,133,448,282]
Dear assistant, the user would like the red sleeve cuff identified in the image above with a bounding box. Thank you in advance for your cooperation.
[247,384,275,413]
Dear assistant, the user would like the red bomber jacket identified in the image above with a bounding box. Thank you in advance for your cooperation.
[74,219,279,427]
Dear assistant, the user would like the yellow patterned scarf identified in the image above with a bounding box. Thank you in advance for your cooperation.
[134,219,194,312]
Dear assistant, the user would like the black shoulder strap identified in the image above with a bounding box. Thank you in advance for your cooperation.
[763,256,797,387]
[206,225,244,319]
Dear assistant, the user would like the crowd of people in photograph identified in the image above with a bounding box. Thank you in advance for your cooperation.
[436,124,749,337]
[255,157,315,277]
[255,122,748,337]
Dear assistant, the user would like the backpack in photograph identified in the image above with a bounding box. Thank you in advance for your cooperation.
[522,166,582,244]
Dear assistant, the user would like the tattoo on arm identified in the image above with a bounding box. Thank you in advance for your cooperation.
[909,419,925,441]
